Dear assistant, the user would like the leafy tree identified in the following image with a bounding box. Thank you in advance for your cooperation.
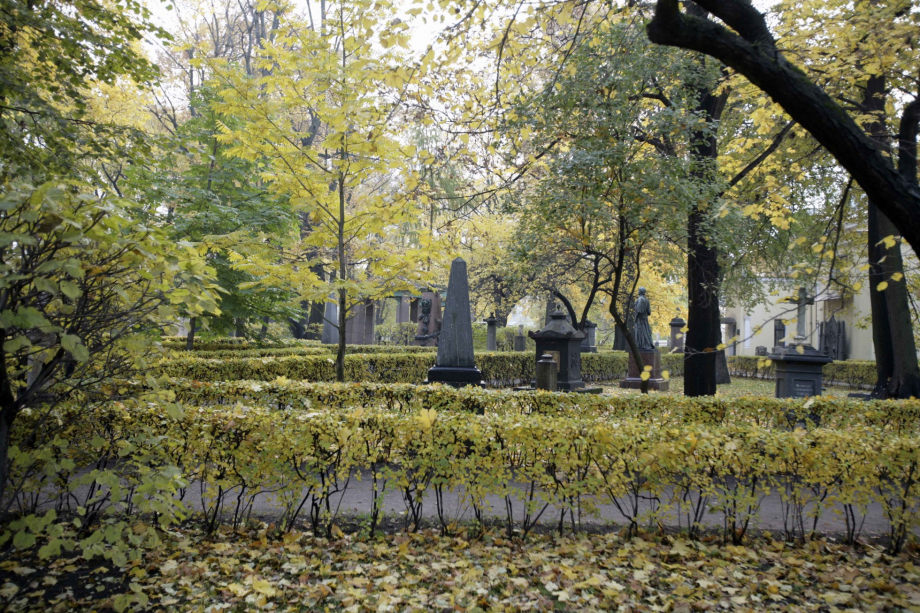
[213,0,433,379]
[646,0,920,257]
[0,182,221,505]
[0,0,165,179]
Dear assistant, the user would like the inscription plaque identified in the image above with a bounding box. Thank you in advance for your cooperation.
[793,379,815,398]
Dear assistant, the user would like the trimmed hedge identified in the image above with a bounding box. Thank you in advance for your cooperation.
[19,396,920,548]
[728,356,879,388]
[156,379,920,431]
[161,338,322,352]
[177,345,439,359]
[155,351,687,386]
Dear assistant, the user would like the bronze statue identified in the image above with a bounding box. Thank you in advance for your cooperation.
[633,287,655,350]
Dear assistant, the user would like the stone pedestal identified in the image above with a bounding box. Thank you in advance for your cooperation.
[619,349,669,391]
[535,354,558,391]
[769,344,831,398]
[580,321,597,353]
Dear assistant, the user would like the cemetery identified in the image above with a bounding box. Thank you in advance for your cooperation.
[1,0,920,610]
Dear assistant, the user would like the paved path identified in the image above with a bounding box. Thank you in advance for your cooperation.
[170,468,896,538]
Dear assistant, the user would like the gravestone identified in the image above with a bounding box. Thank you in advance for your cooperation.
[774,319,786,348]
[715,325,732,385]
[530,306,599,392]
[580,320,598,353]
[819,316,846,361]
[413,292,442,347]
[321,300,339,345]
[514,325,526,352]
[425,259,483,387]
[769,288,831,398]
[486,313,497,351]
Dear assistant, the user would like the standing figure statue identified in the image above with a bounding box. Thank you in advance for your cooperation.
[633,287,655,350]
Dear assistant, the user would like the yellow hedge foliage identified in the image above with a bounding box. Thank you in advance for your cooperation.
[16,398,920,550]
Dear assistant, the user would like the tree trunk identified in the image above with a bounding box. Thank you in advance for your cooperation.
[877,210,920,397]
[684,47,727,397]
[258,316,269,341]
[0,408,10,511]
[186,317,197,351]
[862,76,920,398]
[336,169,347,383]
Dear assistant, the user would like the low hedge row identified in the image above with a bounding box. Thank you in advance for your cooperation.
[728,356,878,388]
[156,379,920,432]
[161,338,322,352]
[177,345,440,359]
[14,400,920,549]
[154,352,687,386]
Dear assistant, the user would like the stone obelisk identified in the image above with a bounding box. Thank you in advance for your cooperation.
[425,258,484,387]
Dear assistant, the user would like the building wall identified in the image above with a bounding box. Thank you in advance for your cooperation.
[723,284,876,361]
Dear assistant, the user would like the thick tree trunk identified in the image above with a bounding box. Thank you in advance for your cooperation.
[186,317,197,351]
[685,203,721,397]
[684,49,726,397]
[258,316,269,341]
[877,210,920,397]
[862,76,920,398]
[867,203,894,398]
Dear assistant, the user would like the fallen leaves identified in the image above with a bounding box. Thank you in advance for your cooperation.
[1,523,918,611]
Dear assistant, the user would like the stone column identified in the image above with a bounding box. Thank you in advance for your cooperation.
[669,316,685,352]
[486,313,497,351]
[395,296,411,324]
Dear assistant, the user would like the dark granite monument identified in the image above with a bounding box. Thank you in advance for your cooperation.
[580,320,598,353]
[620,288,669,391]
[529,306,600,392]
[769,287,831,398]
[425,258,483,387]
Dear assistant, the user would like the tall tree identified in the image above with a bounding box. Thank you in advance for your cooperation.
[213,0,433,379]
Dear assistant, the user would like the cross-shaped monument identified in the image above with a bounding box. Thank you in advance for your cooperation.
[768,285,830,401]
[788,286,814,345]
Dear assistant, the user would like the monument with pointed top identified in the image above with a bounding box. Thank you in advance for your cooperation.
[425,258,484,387]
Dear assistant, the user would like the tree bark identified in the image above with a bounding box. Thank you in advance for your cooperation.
[684,43,727,397]
[186,317,197,351]
[866,203,894,398]
[647,0,920,256]
[861,76,920,398]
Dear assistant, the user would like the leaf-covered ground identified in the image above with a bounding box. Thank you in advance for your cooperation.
[3,524,919,612]
[601,376,855,399]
